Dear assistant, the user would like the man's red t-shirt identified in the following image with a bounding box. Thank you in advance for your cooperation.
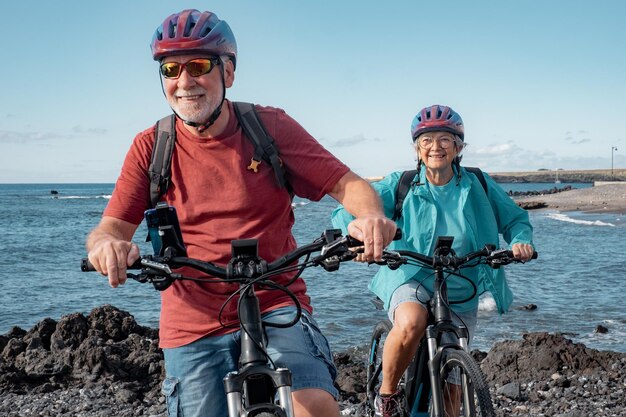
[104,101,350,348]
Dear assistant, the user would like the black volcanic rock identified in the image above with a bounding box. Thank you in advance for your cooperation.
[1,307,625,417]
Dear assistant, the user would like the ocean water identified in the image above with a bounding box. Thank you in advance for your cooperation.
[1,182,624,354]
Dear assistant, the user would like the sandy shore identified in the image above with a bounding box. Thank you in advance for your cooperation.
[515,182,626,214]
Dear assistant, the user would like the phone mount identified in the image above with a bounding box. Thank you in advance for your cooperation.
[152,203,187,257]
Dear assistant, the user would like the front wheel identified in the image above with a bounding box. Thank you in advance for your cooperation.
[435,349,495,417]
[365,320,393,416]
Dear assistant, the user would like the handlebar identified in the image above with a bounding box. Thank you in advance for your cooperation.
[80,228,386,290]
[373,245,537,271]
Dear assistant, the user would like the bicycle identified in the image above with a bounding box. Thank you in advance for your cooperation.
[365,236,537,417]
[82,203,366,417]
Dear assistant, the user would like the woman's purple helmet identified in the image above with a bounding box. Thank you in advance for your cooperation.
[411,105,464,141]
[151,9,237,68]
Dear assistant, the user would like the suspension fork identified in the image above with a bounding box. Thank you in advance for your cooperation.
[224,284,295,417]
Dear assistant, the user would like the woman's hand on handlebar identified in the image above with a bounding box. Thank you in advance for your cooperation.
[87,238,140,288]
[511,243,534,262]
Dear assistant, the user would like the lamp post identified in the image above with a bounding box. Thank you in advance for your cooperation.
[612,146,618,180]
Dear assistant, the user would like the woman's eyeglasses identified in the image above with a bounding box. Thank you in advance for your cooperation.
[159,58,221,79]
[417,136,459,149]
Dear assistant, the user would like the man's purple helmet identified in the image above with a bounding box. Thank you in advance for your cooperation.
[411,105,464,141]
[151,9,237,68]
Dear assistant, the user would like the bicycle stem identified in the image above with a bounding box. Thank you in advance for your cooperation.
[238,285,268,367]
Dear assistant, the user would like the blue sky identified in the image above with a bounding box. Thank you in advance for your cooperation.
[2,1,625,183]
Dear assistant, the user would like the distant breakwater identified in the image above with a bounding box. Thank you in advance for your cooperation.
[491,169,626,183]
[508,185,573,197]
[510,185,574,210]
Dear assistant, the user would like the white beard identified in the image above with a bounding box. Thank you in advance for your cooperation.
[167,86,223,124]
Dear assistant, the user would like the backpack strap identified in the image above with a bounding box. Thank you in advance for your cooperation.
[465,167,488,195]
[147,103,288,209]
[392,167,488,222]
[148,114,176,208]
[392,169,419,221]
[233,101,288,189]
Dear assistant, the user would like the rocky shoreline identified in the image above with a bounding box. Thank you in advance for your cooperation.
[1,305,625,417]
[490,168,626,184]
[514,183,626,214]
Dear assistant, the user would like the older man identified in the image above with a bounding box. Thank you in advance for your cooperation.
[86,8,396,417]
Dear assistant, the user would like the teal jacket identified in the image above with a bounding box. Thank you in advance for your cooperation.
[331,167,534,314]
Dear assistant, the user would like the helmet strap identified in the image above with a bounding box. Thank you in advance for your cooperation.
[454,157,462,185]
[415,158,423,186]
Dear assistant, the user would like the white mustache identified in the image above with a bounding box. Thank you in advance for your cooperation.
[175,88,205,97]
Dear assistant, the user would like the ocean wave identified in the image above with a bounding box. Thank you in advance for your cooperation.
[54,195,111,200]
[478,295,497,313]
[546,213,615,227]
[291,201,310,209]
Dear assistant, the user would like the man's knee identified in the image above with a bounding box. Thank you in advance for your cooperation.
[292,388,339,417]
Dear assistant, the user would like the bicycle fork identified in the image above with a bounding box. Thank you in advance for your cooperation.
[224,368,294,417]
[425,325,470,417]
[223,285,295,417]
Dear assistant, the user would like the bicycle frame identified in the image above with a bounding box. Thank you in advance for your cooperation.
[366,236,527,417]
[366,237,537,417]
[403,239,471,416]
[83,209,361,417]
[218,238,293,417]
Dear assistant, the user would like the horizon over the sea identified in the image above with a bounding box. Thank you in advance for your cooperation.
[3,168,622,186]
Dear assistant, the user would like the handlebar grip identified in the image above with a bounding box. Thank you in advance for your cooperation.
[345,228,403,248]
[81,258,96,272]
[80,257,146,272]
[504,250,538,260]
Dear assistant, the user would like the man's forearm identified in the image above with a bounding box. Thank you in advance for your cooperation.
[329,171,384,218]
[86,217,137,251]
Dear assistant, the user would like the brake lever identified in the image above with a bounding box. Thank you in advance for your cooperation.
[132,259,175,290]
[318,250,358,272]
[487,249,513,269]
[370,251,406,271]
[320,236,350,258]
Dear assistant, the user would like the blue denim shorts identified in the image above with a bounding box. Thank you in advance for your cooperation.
[388,281,478,346]
[161,306,338,417]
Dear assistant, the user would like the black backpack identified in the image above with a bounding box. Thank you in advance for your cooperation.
[147,101,288,208]
[392,167,488,221]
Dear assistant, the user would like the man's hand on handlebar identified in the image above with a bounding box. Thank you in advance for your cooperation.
[511,243,534,262]
[87,239,140,288]
[346,216,397,262]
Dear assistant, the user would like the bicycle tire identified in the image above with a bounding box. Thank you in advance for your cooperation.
[435,349,495,417]
[365,320,393,416]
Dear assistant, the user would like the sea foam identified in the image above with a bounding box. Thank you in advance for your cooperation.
[546,213,615,227]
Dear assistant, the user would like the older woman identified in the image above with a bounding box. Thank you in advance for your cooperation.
[331,104,534,417]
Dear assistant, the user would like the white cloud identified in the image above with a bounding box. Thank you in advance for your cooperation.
[72,125,108,135]
[0,130,65,144]
[324,133,381,148]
